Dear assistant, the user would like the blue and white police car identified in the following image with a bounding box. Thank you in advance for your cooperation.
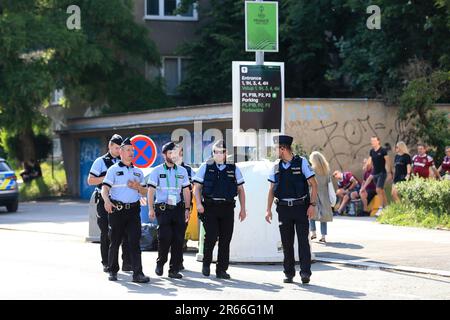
[0,158,19,212]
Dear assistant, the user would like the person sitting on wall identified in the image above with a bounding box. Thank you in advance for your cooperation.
[332,170,361,216]
[20,160,34,183]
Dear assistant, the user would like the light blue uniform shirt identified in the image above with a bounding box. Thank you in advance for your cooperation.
[147,163,190,204]
[89,153,120,191]
[268,156,315,200]
[103,162,146,203]
[193,162,245,186]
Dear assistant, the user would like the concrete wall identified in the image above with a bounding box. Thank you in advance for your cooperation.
[285,99,450,179]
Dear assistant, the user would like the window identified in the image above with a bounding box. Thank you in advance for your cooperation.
[0,161,12,172]
[145,0,198,21]
[162,57,191,95]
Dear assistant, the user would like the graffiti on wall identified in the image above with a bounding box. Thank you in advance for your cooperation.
[286,103,418,173]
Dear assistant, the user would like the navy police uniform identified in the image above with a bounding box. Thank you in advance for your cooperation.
[193,151,244,277]
[89,134,130,271]
[148,142,191,277]
[269,135,315,282]
[102,138,148,281]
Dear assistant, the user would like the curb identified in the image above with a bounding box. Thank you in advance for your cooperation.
[315,257,450,278]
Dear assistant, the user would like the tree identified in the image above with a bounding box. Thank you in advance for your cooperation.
[398,69,450,162]
[0,0,168,163]
[330,0,450,101]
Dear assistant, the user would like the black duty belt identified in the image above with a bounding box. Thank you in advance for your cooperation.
[111,199,140,211]
[275,196,308,207]
[155,202,183,212]
[203,198,235,205]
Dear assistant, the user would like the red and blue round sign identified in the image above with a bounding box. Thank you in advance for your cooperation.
[130,135,157,168]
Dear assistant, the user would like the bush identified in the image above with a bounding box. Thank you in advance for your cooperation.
[379,177,450,229]
[395,177,450,216]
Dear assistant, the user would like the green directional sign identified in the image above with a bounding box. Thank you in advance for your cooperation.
[245,1,278,52]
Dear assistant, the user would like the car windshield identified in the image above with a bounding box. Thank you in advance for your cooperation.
[0,161,12,172]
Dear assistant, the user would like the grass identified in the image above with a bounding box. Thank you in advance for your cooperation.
[15,161,67,201]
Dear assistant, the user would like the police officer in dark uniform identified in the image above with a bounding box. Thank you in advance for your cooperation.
[193,140,247,279]
[87,134,131,273]
[265,135,318,284]
[101,138,150,283]
[147,141,191,279]
[173,143,193,271]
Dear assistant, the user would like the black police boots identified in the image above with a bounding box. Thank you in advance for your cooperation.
[216,270,231,279]
[108,272,118,281]
[155,264,163,276]
[168,271,183,279]
[202,264,210,277]
[133,273,150,283]
[103,264,109,273]
[283,277,294,283]
[300,273,311,284]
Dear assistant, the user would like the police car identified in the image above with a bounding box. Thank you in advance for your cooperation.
[0,158,19,212]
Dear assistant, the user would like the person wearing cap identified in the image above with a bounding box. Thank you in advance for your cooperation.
[147,141,191,279]
[172,143,193,271]
[193,139,247,279]
[265,135,318,284]
[101,138,150,283]
[87,134,131,273]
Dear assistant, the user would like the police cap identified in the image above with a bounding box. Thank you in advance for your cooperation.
[109,134,123,146]
[273,135,293,147]
[120,137,133,148]
[162,141,177,154]
[212,139,227,151]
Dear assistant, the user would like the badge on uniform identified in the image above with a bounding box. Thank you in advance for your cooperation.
[116,171,124,176]
[133,172,141,177]
[167,194,177,206]
[160,174,167,178]
[176,174,184,179]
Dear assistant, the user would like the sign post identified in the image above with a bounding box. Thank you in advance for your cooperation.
[130,135,158,168]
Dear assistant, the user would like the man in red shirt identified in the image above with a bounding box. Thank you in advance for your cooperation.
[333,170,361,215]
[412,144,440,179]
[438,146,450,179]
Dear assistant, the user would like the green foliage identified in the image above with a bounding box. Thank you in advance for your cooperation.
[16,161,67,201]
[399,70,450,160]
[4,133,52,162]
[179,0,450,104]
[379,178,450,229]
[0,0,168,161]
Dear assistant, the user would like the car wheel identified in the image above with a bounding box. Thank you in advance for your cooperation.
[6,200,18,212]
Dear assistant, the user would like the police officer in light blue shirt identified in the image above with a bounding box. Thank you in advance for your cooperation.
[87,134,131,273]
[193,139,247,280]
[265,135,318,285]
[147,141,191,279]
[101,138,150,283]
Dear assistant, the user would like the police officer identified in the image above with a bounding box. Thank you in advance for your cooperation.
[101,138,150,283]
[87,134,131,273]
[265,135,318,284]
[147,141,191,279]
[193,140,247,279]
[173,143,193,271]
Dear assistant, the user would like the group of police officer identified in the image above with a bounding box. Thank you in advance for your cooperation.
[89,133,317,285]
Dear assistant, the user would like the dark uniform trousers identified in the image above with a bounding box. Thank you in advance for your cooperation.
[155,204,185,272]
[96,198,131,267]
[107,204,143,275]
[203,202,235,272]
[276,204,311,278]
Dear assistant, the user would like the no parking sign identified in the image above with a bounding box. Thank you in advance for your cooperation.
[130,135,157,168]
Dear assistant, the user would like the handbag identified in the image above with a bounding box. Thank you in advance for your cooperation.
[328,176,337,206]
